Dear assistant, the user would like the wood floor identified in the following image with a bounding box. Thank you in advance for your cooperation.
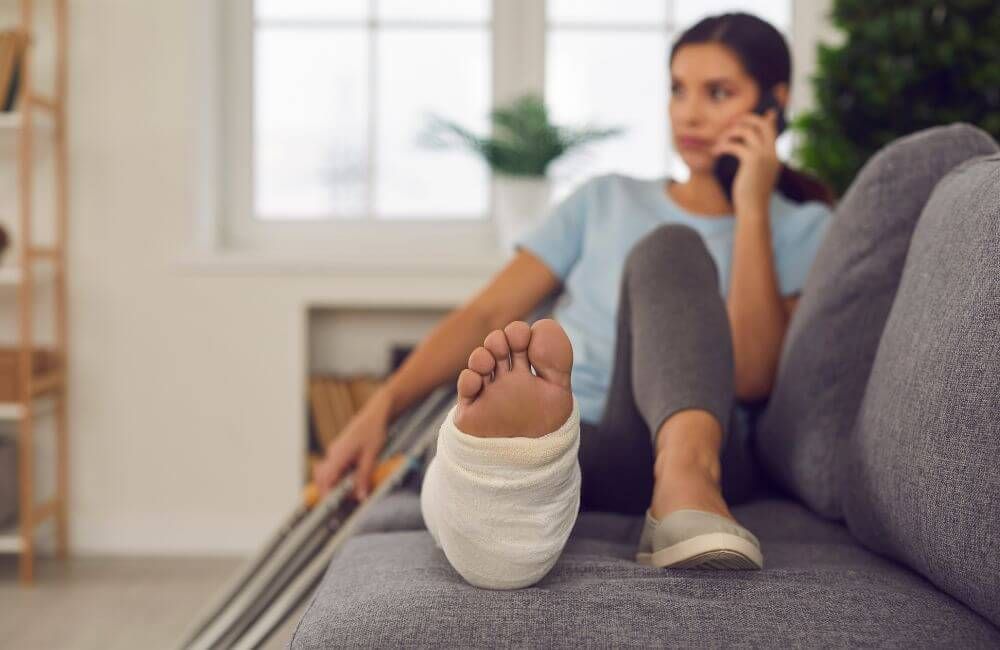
[0,555,307,650]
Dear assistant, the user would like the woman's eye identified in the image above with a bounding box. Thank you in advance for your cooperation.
[671,84,683,97]
[710,87,731,101]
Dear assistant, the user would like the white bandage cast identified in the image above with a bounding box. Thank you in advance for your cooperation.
[420,395,582,590]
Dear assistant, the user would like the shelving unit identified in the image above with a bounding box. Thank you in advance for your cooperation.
[0,0,69,584]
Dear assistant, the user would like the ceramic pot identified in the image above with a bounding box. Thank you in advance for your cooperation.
[492,173,553,256]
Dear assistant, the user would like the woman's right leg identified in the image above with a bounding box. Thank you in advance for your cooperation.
[578,223,741,519]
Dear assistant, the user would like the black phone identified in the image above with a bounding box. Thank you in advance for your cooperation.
[712,91,787,203]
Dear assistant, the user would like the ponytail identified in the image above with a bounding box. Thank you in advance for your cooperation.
[777,164,837,207]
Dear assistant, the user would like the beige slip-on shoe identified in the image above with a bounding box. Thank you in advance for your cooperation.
[636,508,763,570]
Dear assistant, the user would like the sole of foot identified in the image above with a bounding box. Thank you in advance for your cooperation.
[454,319,574,439]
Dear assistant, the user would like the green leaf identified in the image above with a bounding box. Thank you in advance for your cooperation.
[416,92,625,176]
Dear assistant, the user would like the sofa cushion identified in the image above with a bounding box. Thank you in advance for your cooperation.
[840,153,1000,627]
[755,123,999,520]
[290,489,1000,648]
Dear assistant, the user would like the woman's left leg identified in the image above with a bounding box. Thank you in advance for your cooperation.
[578,223,760,517]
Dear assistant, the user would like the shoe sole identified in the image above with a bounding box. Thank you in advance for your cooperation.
[635,532,763,570]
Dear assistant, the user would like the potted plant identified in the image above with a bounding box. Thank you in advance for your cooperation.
[419,93,623,253]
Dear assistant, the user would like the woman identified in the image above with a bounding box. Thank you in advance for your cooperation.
[312,12,835,579]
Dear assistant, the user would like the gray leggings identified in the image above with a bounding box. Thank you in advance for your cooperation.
[576,223,770,515]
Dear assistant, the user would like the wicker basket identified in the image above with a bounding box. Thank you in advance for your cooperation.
[0,346,60,402]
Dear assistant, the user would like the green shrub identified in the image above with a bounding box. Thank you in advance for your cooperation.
[794,0,1000,195]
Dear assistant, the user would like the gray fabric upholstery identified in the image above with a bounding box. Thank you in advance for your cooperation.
[755,123,1000,520]
[840,153,1000,627]
[290,488,1000,648]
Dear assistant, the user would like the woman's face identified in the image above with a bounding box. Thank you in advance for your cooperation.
[668,42,764,173]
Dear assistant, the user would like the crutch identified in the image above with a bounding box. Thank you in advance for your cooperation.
[176,486,319,648]
[181,384,450,650]
[215,388,452,650]
[231,393,451,649]
[179,384,454,650]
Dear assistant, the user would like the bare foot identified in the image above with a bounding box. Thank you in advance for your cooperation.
[454,319,574,439]
[650,458,735,522]
[650,411,734,522]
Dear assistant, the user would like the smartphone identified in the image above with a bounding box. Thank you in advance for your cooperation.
[712,91,787,203]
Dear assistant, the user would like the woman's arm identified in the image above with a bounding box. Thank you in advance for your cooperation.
[379,249,562,421]
[314,249,562,498]
[726,208,789,401]
[712,108,795,401]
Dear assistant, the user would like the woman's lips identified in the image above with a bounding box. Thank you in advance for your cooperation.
[678,136,710,150]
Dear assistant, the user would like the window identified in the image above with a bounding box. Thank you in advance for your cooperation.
[545,0,792,203]
[219,1,794,256]
[254,1,492,221]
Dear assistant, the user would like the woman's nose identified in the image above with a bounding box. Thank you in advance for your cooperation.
[672,98,703,125]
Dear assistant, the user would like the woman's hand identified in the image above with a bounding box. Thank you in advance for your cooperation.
[711,108,782,215]
[311,389,393,502]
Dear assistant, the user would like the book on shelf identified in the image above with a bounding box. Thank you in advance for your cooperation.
[0,30,29,113]
[307,373,385,457]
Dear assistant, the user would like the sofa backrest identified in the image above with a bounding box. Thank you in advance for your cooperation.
[754,123,1000,520]
[839,152,1000,626]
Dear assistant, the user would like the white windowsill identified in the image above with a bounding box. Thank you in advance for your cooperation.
[182,207,516,278]
[175,246,511,277]
[175,246,509,311]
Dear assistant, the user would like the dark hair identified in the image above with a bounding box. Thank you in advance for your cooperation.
[669,13,837,207]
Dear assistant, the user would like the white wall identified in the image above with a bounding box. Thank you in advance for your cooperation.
[8,0,834,555]
[52,0,496,554]
[791,0,841,116]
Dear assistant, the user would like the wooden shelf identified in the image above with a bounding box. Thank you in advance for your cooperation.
[0,110,53,131]
[0,500,56,555]
[2,0,70,584]
[0,394,56,422]
[0,263,57,286]
[0,523,22,553]
[0,266,24,285]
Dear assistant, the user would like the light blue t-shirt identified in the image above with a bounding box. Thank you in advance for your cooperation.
[513,172,833,426]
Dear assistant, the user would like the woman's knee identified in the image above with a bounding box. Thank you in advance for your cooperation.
[624,223,719,290]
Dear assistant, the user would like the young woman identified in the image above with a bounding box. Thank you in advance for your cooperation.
[312,13,835,579]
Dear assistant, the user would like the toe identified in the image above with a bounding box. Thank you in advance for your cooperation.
[503,321,532,373]
[457,368,483,405]
[468,346,496,384]
[484,329,512,378]
[467,345,497,375]
[527,319,573,390]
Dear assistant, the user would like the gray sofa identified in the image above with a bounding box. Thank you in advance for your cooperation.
[290,124,1000,648]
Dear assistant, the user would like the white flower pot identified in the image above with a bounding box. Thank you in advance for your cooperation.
[492,174,553,256]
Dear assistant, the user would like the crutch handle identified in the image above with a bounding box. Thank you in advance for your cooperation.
[372,454,407,487]
[302,454,409,509]
[302,483,320,509]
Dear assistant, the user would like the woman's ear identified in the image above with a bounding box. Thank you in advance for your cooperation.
[772,83,790,110]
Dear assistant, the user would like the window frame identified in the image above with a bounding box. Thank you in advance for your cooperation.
[212,0,812,266]
[217,0,543,264]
